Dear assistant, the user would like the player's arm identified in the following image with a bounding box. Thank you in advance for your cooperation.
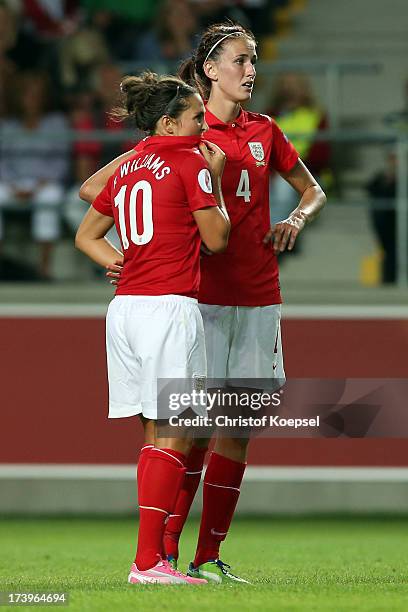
[193,140,230,253]
[79,149,136,204]
[75,207,123,267]
[193,206,230,253]
[266,159,326,253]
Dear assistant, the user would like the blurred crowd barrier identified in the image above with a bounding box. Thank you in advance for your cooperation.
[1,123,406,288]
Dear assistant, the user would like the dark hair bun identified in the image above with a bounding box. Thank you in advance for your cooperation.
[111,71,197,133]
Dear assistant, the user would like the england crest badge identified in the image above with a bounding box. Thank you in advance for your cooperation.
[248,141,265,165]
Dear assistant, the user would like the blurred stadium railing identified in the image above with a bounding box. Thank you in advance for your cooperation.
[1,127,406,287]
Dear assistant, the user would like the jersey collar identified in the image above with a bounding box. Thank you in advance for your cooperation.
[205,106,247,129]
[142,135,201,148]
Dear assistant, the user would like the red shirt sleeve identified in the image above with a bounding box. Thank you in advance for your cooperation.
[270,118,299,173]
[92,176,114,217]
[178,151,219,212]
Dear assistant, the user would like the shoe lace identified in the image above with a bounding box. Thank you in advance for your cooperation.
[215,559,232,575]
[161,559,186,579]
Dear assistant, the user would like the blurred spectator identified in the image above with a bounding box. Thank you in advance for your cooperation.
[64,63,137,248]
[78,10,139,63]
[193,0,275,36]
[0,3,42,73]
[58,14,110,91]
[80,0,159,24]
[92,63,135,166]
[267,73,330,228]
[136,0,198,66]
[80,1,161,60]
[23,0,80,38]
[0,1,18,116]
[6,1,81,88]
[0,71,69,278]
[366,151,397,284]
[384,77,408,130]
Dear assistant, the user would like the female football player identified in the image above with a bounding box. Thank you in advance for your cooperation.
[75,71,230,584]
[80,21,326,584]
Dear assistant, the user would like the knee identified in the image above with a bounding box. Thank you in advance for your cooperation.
[156,438,193,456]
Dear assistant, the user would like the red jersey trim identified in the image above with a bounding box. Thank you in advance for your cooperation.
[115,288,198,298]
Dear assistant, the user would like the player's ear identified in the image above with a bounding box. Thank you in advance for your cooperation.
[203,60,218,82]
[157,115,176,135]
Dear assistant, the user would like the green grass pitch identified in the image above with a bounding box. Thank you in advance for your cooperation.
[0,516,407,611]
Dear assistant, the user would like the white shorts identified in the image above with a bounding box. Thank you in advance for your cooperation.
[198,303,285,388]
[106,295,206,419]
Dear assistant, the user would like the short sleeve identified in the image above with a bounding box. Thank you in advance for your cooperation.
[270,118,299,173]
[92,176,114,217]
[178,152,218,212]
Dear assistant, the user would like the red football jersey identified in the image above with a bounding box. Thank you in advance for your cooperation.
[198,107,299,306]
[93,135,218,298]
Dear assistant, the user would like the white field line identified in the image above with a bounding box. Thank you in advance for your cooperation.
[1,465,408,482]
[0,304,407,319]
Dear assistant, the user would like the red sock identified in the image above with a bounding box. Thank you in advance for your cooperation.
[135,448,186,571]
[137,444,154,500]
[163,444,208,559]
[193,452,246,568]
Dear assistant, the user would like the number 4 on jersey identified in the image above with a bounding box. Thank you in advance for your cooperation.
[236,169,251,203]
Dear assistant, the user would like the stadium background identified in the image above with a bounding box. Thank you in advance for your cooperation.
[1,0,408,518]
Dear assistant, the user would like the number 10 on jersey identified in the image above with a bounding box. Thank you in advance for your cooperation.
[114,181,154,248]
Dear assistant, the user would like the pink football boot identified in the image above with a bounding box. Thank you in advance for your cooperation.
[128,559,207,585]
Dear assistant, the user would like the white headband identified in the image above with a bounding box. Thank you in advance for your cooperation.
[203,32,242,64]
